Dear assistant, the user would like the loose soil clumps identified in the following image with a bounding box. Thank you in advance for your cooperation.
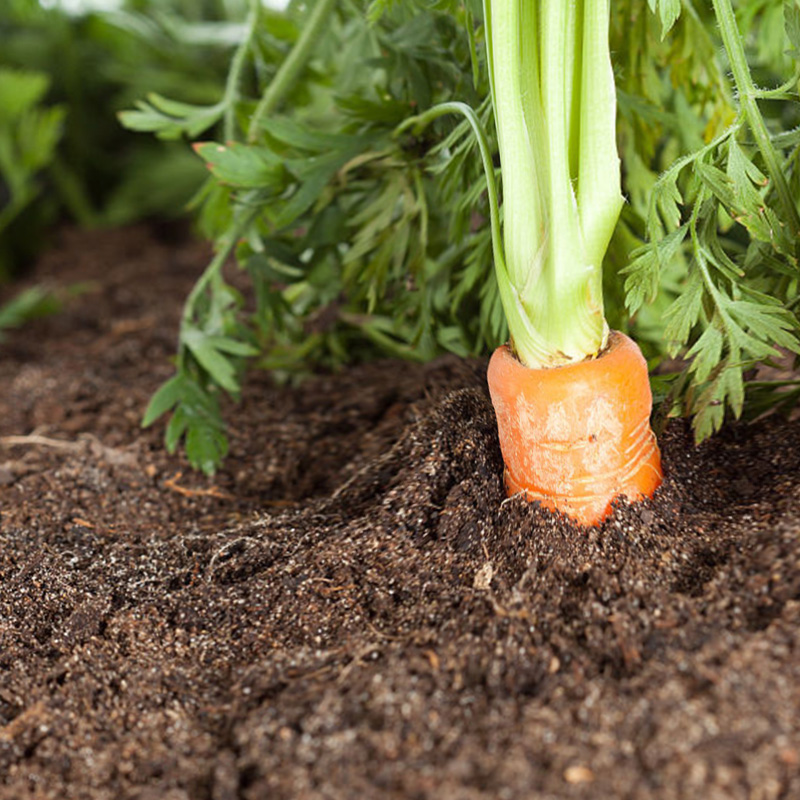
[1,226,799,799]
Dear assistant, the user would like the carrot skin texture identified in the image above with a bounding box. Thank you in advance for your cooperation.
[487,331,663,526]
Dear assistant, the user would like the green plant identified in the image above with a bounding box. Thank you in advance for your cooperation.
[624,0,800,437]
[122,0,800,474]
[0,285,61,341]
[0,67,65,275]
[127,0,494,473]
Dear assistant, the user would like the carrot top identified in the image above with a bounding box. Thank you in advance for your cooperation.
[397,0,623,370]
[483,0,623,370]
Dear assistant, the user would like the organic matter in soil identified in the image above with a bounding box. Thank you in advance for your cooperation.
[0,226,799,799]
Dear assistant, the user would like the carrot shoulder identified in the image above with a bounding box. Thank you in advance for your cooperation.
[487,331,663,526]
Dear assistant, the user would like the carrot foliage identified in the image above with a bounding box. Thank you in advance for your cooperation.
[622,0,800,439]
[119,0,800,473]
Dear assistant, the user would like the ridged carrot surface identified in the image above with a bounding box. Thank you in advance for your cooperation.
[487,331,663,526]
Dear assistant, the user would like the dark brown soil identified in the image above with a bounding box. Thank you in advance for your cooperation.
[1,225,799,800]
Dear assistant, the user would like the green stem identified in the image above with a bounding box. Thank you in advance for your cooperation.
[395,102,505,281]
[393,100,566,369]
[178,206,259,368]
[400,1,621,368]
[487,0,620,367]
[712,0,800,238]
[223,0,261,142]
[484,0,542,293]
[247,0,338,143]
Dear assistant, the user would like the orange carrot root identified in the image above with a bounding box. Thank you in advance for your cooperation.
[487,331,663,526]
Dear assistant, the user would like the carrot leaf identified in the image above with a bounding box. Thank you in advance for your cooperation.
[119,94,224,140]
[647,0,682,38]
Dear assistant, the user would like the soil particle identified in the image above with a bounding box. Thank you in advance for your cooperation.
[1,225,799,798]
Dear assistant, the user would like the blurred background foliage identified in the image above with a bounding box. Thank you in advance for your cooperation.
[0,0,247,278]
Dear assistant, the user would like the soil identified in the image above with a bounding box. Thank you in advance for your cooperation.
[1,224,799,800]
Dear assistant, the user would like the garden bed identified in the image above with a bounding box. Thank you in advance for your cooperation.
[1,225,799,799]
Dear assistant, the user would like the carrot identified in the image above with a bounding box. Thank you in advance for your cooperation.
[487,331,663,526]
[400,1,663,523]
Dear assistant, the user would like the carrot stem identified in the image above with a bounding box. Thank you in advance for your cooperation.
[483,0,623,369]
[247,0,338,144]
[223,0,261,142]
[479,0,662,522]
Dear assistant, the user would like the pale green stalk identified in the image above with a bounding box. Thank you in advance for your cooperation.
[578,0,623,289]
[484,0,623,368]
[486,0,542,293]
